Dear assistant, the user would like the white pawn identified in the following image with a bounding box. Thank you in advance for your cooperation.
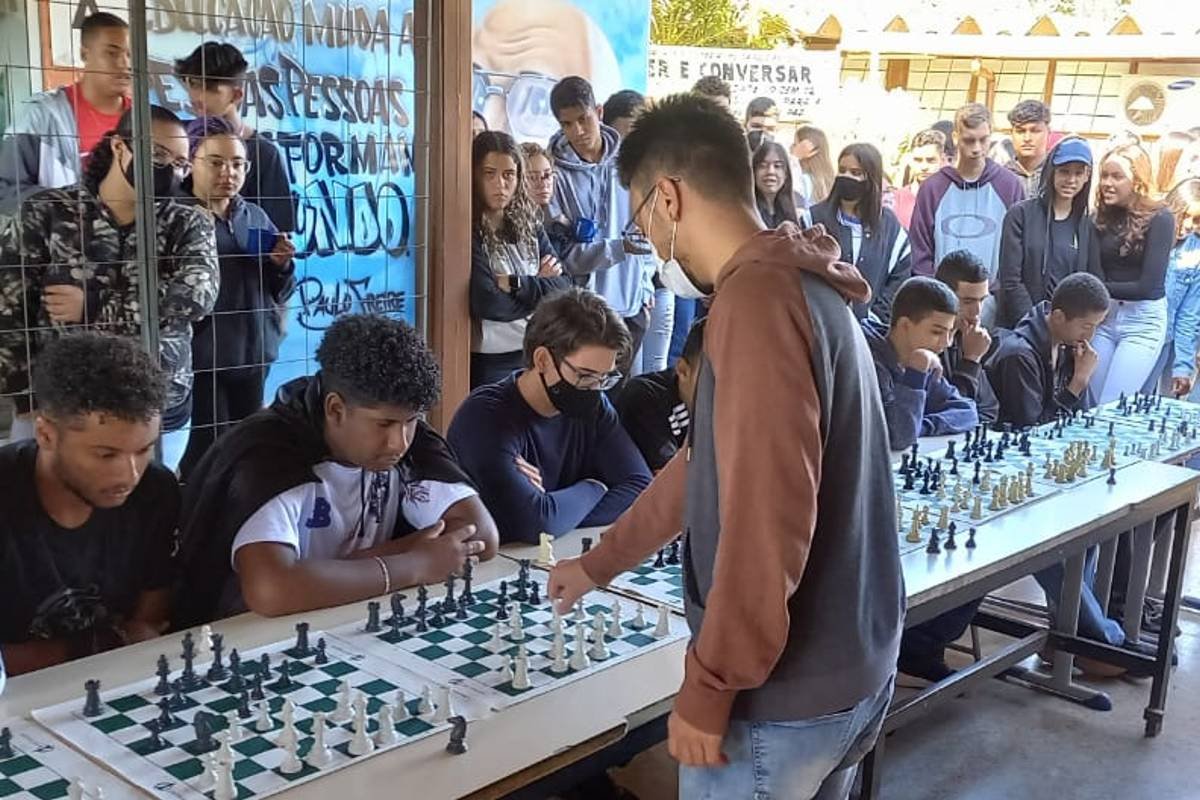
[330,680,353,723]
[509,605,525,641]
[417,686,434,716]
[551,610,564,636]
[305,712,333,768]
[95,790,105,800]
[608,600,623,638]
[348,694,374,756]
[550,640,568,674]
[512,648,531,690]
[433,686,453,723]
[375,703,398,747]
[653,604,671,638]
[275,701,297,749]
[551,624,566,660]
[213,760,236,800]
[489,621,506,652]
[572,599,585,622]
[589,613,610,661]
[224,711,242,743]
[632,603,647,629]
[279,734,303,775]
[67,779,85,800]
[200,624,214,655]
[499,655,513,683]
[394,689,410,720]
[253,701,273,733]
[569,621,591,670]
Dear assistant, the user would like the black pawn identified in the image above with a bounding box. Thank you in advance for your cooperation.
[903,471,915,491]
[495,600,508,622]
[0,727,11,760]
[926,529,941,555]
[667,540,681,565]
[949,457,959,476]
[276,659,293,689]
[154,655,171,696]
[226,650,244,692]
[416,607,429,633]
[456,595,469,620]
[581,537,593,554]
[446,716,468,755]
[919,472,931,495]
[238,691,252,719]
[417,585,429,614]
[169,680,187,711]
[206,633,228,682]
[944,523,957,551]
[259,653,271,679]
[250,669,265,701]
[966,527,977,549]
[528,579,541,605]
[1108,468,1117,486]
[82,679,103,717]
[315,637,328,665]
[945,440,956,461]
[156,697,175,729]
[431,605,445,628]
[653,548,666,568]
[388,612,403,639]
[148,727,164,750]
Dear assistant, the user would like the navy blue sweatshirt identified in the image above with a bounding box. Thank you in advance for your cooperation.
[447,375,652,544]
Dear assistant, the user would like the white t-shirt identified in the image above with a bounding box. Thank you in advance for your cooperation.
[230,460,477,566]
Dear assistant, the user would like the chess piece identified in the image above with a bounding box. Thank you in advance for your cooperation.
[395,690,410,720]
[653,548,666,568]
[275,659,293,690]
[446,716,469,755]
[200,625,214,655]
[537,532,556,567]
[249,668,265,702]
[82,679,102,717]
[906,517,922,544]
[216,730,235,767]
[193,712,217,753]
[653,604,671,638]
[1108,467,1117,486]
[213,758,237,800]
[632,604,647,630]
[226,650,244,692]
[461,560,476,606]
[489,622,506,652]
[315,638,328,665]
[944,523,957,551]
[430,604,445,628]
[366,601,382,633]
[0,728,11,760]
[551,640,569,674]
[330,680,354,724]
[581,536,593,554]
[277,700,297,745]
[434,686,453,723]
[966,527,977,549]
[156,697,176,730]
[456,595,469,620]
[569,622,591,670]
[254,701,273,733]
[971,496,983,520]
[499,655,513,683]
[574,599,586,623]
[925,528,941,555]
[512,649,531,690]
[305,712,333,768]
[349,694,375,756]
[417,686,434,716]
[667,539,681,565]
[206,633,228,682]
[376,703,398,747]
[180,634,200,691]
[509,604,525,641]
[937,506,950,531]
[154,655,171,696]
[608,600,623,638]
[589,613,610,660]
[528,580,541,605]
[279,734,303,775]
[225,711,242,743]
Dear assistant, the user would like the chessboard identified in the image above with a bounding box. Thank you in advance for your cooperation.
[34,629,456,800]
[0,718,129,799]
[1088,393,1200,462]
[332,568,689,710]
[603,538,686,613]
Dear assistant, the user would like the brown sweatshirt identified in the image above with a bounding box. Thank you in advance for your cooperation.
[581,222,905,735]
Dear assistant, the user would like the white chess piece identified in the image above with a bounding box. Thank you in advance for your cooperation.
[512,648,531,690]
[653,604,671,638]
[216,731,235,768]
[394,689,410,720]
[279,734,303,775]
[569,621,591,670]
[417,686,434,716]
[67,779,84,800]
[348,694,375,756]
[330,680,353,723]
[224,711,242,743]
[632,603,647,629]
[550,640,569,674]
[94,789,105,800]
[608,600,623,638]
[499,655,513,683]
[509,604,525,641]
[589,613,610,661]
[551,610,564,637]
[573,599,585,622]
[253,701,273,733]
[375,702,398,747]
[537,532,556,567]
[213,758,237,800]
[200,624,214,655]
[433,686,453,723]
[551,625,566,659]
[305,712,333,768]
[489,621,506,652]
[275,701,297,749]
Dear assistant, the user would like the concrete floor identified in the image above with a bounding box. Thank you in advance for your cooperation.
[611,532,1200,800]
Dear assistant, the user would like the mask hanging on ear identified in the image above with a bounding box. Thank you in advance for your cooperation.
[659,219,708,300]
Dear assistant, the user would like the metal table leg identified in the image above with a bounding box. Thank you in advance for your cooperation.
[1095,538,1118,617]
[1123,521,1155,644]
[1145,503,1194,737]
[1147,511,1174,600]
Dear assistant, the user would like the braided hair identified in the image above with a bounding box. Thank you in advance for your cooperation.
[84,105,186,191]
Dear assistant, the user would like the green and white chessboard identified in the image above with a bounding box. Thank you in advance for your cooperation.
[605,544,686,613]
[333,578,688,710]
[33,634,453,800]
[0,718,129,799]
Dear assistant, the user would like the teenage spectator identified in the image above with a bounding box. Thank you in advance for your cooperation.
[520,142,554,220]
[471,110,489,139]
[1154,131,1198,197]
[177,118,296,480]
[863,277,978,452]
[931,119,956,161]
[752,140,802,228]
[910,103,1024,327]
[987,273,1108,427]
[470,132,571,388]
[1006,100,1053,199]
[0,106,218,438]
[615,318,704,472]
[449,288,651,544]
[173,314,499,626]
[602,90,646,139]
[934,251,1000,423]
[892,129,947,229]
[811,142,910,324]
[174,42,295,232]
[546,76,655,380]
[1146,178,1200,397]
[692,75,732,112]
[998,137,1102,328]
[744,96,778,138]
[0,13,131,212]
[0,334,177,676]
[1090,144,1175,403]
[550,95,902,795]
[791,125,835,208]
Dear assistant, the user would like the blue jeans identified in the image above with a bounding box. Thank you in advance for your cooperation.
[1034,546,1125,646]
[1090,298,1168,404]
[679,678,894,800]
[635,287,675,375]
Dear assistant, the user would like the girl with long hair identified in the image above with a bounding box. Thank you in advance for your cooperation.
[178,117,296,480]
[810,142,911,323]
[1145,178,1200,397]
[470,131,571,388]
[752,140,801,228]
[1089,144,1176,403]
[791,125,835,207]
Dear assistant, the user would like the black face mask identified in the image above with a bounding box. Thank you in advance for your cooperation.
[122,152,180,198]
[540,367,604,419]
[834,174,866,202]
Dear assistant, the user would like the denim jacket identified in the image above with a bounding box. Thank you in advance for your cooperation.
[1165,234,1200,378]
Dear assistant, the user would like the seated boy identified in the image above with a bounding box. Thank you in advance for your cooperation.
[987,272,1107,428]
[449,288,653,544]
[1,334,177,675]
[614,318,705,472]
[862,276,979,452]
[173,314,499,626]
[934,250,1000,424]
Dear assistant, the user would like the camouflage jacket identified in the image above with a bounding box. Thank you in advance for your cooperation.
[0,183,219,411]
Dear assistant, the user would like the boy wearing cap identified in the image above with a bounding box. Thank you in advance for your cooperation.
[997,137,1103,328]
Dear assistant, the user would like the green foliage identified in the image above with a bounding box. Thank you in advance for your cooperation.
[652,0,795,49]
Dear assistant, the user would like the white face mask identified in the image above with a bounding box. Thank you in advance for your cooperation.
[647,186,709,300]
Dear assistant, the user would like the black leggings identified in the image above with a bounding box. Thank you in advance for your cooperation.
[179,366,266,483]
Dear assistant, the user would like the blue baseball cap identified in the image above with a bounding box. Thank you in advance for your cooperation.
[1051,138,1093,166]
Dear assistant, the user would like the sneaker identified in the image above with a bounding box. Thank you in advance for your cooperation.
[896,657,955,688]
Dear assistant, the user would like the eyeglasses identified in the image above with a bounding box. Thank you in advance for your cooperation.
[472,64,559,142]
[152,145,191,175]
[559,355,622,391]
[528,170,554,185]
[621,177,681,242]
[197,155,250,174]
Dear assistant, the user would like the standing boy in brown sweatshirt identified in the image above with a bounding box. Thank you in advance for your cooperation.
[549,95,905,799]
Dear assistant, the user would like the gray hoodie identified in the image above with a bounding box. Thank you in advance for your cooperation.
[0,88,80,214]
[547,124,655,319]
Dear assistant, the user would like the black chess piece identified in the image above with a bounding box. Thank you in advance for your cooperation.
[966,527,977,549]
[653,548,666,568]
[148,727,164,750]
[238,691,252,719]
[903,471,915,491]
[1108,468,1117,486]
[0,727,11,760]
[919,472,931,495]
[925,529,941,555]
[446,716,469,755]
[949,457,959,476]
[206,633,228,682]
[226,649,244,692]
[416,606,429,632]
[444,574,457,608]
[945,440,956,461]
[390,593,407,625]
[910,442,920,462]
[973,461,982,485]
[154,655,171,696]
[417,585,429,614]
[461,560,476,605]
[581,536,593,554]
[250,669,265,701]
[388,611,404,640]
[528,580,541,605]
[497,580,509,609]
[193,712,217,753]
[293,622,313,658]
[944,523,957,551]
[364,601,381,633]
[180,636,200,691]
[431,605,445,628]
[315,637,328,665]
[456,595,469,620]
[169,680,187,711]
[156,697,175,729]
[667,540,681,565]
[82,679,103,717]
[275,659,293,689]
[514,570,529,603]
